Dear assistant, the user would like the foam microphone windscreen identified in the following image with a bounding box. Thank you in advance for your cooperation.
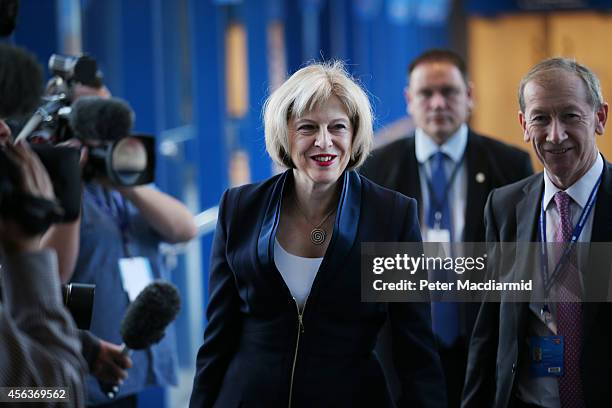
[120,281,181,350]
[69,96,134,141]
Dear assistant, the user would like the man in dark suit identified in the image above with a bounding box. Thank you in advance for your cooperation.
[462,58,611,408]
[361,49,533,407]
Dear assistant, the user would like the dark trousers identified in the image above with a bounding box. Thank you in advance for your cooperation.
[436,336,468,408]
[376,321,468,406]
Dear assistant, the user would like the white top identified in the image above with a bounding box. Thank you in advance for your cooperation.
[517,153,603,408]
[273,239,322,309]
[415,124,468,242]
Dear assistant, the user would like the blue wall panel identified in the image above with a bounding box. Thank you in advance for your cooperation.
[188,0,228,315]
[10,0,58,78]
[243,0,272,182]
[118,1,156,134]
[81,0,123,96]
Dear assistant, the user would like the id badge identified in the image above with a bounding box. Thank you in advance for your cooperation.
[119,257,154,302]
[529,335,564,377]
[426,228,451,243]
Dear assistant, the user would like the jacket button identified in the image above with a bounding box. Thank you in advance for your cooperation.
[512,363,517,373]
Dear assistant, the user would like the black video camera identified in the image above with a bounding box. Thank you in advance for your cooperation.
[0,280,94,330]
[0,144,81,233]
[33,54,156,187]
[0,44,81,229]
[1,50,155,228]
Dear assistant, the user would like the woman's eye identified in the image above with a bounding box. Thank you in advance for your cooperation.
[298,124,315,132]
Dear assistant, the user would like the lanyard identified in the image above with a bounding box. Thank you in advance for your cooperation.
[422,149,466,224]
[538,169,602,295]
[87,186,132,256]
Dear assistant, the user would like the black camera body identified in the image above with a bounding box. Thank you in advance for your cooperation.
[1,51,156,229]
[0,145,81,233]
[62,282,95,330]
[49,54,102,88]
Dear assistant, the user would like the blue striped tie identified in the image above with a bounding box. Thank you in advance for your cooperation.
[427,150,459,347]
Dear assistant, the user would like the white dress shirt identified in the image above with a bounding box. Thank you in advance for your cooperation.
[415,124,468,242]
[517,153,603,408]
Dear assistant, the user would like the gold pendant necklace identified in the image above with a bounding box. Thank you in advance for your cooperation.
[292,194,336,246]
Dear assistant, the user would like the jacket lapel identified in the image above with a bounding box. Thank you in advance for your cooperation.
[256,170,291,295]
[514,175,543,346]
[308,171,362,300]
[583,161,612,338]
[256,170,362,301]
[397,137,422,215]
[464,132,489,242]
[516,176,543,243]
[587,161,612,243]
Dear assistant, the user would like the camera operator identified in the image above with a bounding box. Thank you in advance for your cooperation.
[3,109,132,402]
[0,41,87,406]
[42,83,197,407]
[39,84,134,393]
[0,139,87,407]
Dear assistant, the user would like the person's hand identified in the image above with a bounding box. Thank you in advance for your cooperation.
[0,141,56,252]
[91,340,132,385]
[115,184,137,198]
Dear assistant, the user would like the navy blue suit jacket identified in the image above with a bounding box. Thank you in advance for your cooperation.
[190,170,446,408]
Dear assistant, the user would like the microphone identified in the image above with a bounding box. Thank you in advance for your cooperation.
[120,281,181,349]
[102,281,181,399]
[69,96,134,142]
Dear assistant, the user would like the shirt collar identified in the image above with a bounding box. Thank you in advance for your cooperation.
[543,152,603,210]
[415,124,468,164]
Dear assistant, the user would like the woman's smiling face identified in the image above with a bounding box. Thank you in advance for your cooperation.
[288,95,353,189]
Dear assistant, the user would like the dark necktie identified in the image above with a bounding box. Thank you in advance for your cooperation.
[426,151,452,231]
[554,191,585,408]
[427,150,459,347]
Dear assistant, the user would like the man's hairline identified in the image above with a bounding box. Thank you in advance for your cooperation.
[406,63,471,94]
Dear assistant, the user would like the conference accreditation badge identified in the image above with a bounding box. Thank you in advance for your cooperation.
[425,228,451,243]
[119,257,154,302]
[529,335,564,377]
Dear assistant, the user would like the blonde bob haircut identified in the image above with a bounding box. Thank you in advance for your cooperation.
[263,60,374,170]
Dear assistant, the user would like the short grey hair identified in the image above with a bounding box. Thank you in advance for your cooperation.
[518,57,604,112]
[263,60,374,170]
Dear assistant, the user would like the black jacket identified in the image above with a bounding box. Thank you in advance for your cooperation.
[462,161,612,408]
[189,170,446,408]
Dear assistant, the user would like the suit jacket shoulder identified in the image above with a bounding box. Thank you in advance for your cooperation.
[219,173,285,228]
[360,137,414,182]
[468,130,533,183]
[470,131,530,160]
[487,172,542,211]
[359,172,417,208]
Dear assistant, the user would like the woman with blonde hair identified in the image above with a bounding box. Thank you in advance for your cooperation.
[190,61,444,408]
